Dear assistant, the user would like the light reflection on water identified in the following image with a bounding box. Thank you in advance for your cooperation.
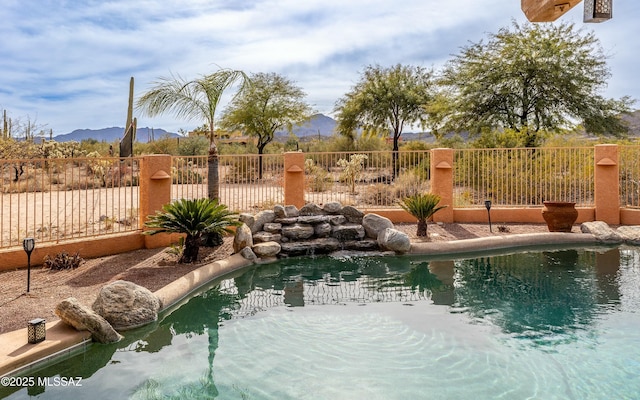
[3,247,640,400]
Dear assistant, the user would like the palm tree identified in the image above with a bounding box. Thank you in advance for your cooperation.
[399,193,447,237]
[143,198,240,263]
[136,69,250,200]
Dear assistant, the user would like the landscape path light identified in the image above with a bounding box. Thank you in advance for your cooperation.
[23,237,35,292]
[484,200,492,233]
[27,318,46,344]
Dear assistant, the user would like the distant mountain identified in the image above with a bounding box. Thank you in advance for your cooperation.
[54,127,179,143]
[276,113,337,138]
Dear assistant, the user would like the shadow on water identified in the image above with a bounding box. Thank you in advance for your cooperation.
[3,246,628,399]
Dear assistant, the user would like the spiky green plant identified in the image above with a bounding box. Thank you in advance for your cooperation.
[399,193,447,237]
[144,198,240,263]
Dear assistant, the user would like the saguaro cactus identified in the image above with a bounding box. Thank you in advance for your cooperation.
[120,77,136,157]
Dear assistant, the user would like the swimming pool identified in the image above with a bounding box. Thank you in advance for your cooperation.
[2,246,640,399]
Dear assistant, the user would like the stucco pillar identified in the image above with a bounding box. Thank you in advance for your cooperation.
[284,151,305,208]
[430,148,454,223]
[594,144,620,224]
[139,155,174,248]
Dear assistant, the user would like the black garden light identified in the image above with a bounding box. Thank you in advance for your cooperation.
[484,200,492,233]
[27,318,46,344]
[23,237,35,293]
[584,0,612,23]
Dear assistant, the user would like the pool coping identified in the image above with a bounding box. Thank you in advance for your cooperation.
[0,232,599,377]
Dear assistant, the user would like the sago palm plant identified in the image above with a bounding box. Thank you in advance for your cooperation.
[144,198,240,263]
[399,193,447,237]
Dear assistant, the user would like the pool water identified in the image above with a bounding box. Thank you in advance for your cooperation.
[2,247,640,399]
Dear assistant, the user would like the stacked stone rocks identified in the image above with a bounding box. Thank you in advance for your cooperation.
[234,202,411,259]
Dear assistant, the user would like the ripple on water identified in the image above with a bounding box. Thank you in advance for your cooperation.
[211,305,544,400]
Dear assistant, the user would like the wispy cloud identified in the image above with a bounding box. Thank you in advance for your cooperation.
[0,0,638,135]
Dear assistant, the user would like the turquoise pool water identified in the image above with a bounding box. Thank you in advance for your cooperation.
[2,247,640,399]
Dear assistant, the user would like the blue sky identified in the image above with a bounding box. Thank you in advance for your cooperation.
[1,0,638,136]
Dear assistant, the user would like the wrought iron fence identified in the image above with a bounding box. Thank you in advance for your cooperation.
[172,154,285,212]
[453,147,595,207]
[0,157,140,249]
[2,146,635,250]
[303,150,431,209]
[171,156,208,200]
[620,146,640,208]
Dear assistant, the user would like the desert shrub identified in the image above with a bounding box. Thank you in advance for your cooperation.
[224,158,258,183]
[304,158,329,192]
[362,172,426,206]
[497,225,510,233]
[337,154,368,194]
[411,157,430,181]
[64,179,100,190]
[400,141,431,151]
[43,251,84,270]
[139,136,179,155]
[40,140,85,159]
[363,183,396,206]
[3,175,49,193]
[177,136,208,156]
[219,142,254,155]
[172,165,204,184]
[78,138,114,156]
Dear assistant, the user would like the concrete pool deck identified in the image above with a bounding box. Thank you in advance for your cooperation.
[0,232,600,377]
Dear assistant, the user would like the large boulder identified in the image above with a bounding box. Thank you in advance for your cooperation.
[331,224,365,241]
[92,280,161,330]
[616,225,640,245]
[323,201,343,214]
[284,205,300,218]
[238,213,255,230]
[239,246,258,262]
[300,203,325,216]
[377,228,411,254]
[263,222,282,233]
[251,210,276,234]
[340,206,364,223]
[253,232,282,243]
[362,213,394,239]
[580,221,623,243]
[314,222,332,237]
[273,204,286,218]
[252,241,282,257]
[282,224,315,240]
[55,297,122,344]
[233,223,253,253]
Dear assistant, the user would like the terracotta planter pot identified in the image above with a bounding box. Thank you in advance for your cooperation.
[542,201,578,232]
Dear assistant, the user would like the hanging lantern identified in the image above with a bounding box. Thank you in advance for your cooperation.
[584,0,612,23]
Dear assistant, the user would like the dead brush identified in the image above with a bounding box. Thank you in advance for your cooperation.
[43,251,84,270]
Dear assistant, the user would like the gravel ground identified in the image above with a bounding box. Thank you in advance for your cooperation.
[0,222,553,335]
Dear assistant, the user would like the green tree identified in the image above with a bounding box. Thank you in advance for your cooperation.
[220,72,312,179]
[136,69,250,200]
[440,21,634,147]
[334,64,434,177]
[143,198,240,263]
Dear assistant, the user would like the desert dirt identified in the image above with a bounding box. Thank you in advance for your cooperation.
[0,222,552,335]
